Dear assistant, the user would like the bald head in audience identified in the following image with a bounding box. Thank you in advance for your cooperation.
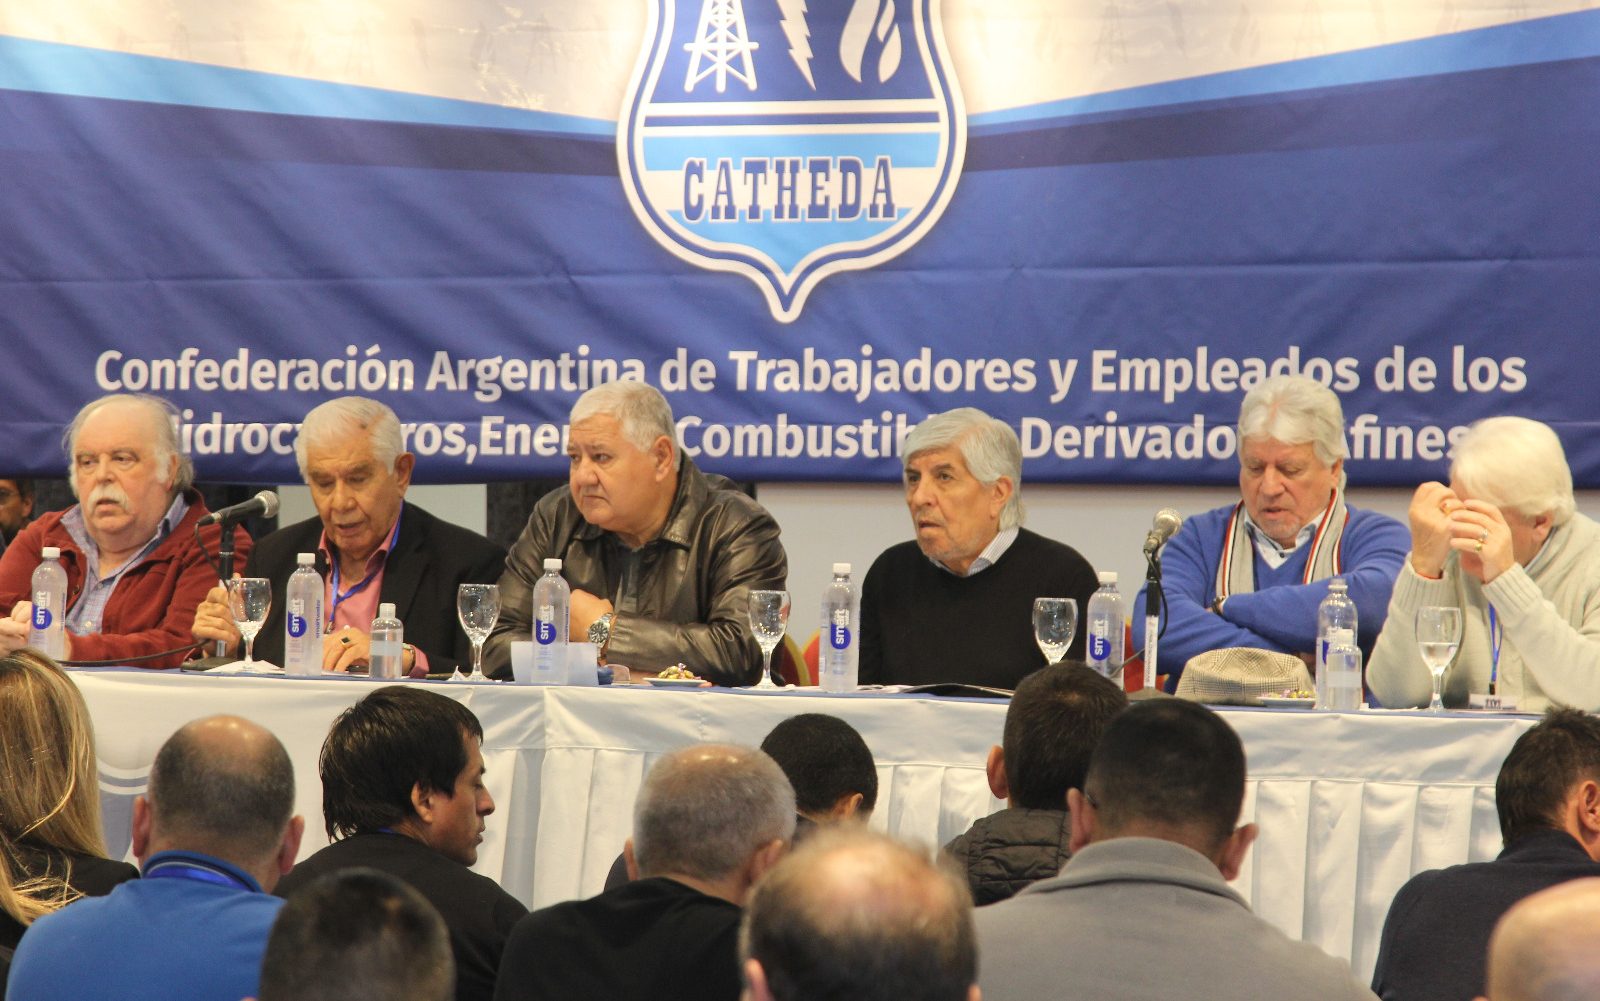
[1482,877,1600,1001]
[740,828,979,1001]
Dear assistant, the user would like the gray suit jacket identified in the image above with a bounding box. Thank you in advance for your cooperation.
[974,837,1376,1001]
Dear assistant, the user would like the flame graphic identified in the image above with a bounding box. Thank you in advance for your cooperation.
[839,0,901,84]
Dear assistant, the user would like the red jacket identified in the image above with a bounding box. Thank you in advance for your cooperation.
[0,489,251,668]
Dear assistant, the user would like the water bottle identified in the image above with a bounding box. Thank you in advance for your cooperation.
[819,563,859,693]
[28,547,67,659]
[1324,627,1363,711]
[532,558,570,685]
[1315,578,1357,709]
[369,602,404,679]
[1084,571,1126,681]
[284,553,324,676]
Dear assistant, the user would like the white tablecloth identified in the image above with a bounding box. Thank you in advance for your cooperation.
[73,669,1534,981]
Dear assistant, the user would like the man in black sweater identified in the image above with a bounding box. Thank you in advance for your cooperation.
[860,408,1099,690]
[1371,708,1600,1001]
[494,744,794,1001]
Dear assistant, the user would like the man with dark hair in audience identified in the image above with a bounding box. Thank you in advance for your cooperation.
[945,663,1127,905]
[1480,877,1600,1001]
[252,868,455,1001]
[976,699,1373,1000]
[275,687,526,1001]
[740,828,979,1001]
[8,715,302,1001]
[495,744,795,1001]
[1370,709,1600,1001]
[605,712,877,890]
[0,478,34,552]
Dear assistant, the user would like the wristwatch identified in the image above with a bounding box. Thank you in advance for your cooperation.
[587,612,614,648]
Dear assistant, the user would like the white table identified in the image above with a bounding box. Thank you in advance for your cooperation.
[73,669,1534,981]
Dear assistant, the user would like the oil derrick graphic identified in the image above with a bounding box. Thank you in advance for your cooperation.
[683,0,759,93]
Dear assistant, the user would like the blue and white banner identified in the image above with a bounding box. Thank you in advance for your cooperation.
[1,1,1596,485]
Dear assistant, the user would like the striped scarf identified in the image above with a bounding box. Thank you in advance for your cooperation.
[1215,489,1347,598]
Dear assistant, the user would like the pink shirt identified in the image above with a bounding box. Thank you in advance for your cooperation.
[318,517,428,677]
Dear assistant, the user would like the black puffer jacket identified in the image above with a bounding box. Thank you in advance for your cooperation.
[944,807,1072,906]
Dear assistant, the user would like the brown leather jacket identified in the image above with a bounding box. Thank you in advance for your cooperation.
[483,458,787,686]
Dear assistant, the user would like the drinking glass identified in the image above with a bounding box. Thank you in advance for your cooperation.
[748,590,791,689]
[1032,597,1077,664]
[1415,605,1463,713]
[456,583,501,682]
[228,577,272,672]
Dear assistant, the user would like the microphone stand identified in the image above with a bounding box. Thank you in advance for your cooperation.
[213,529,236,659]
[1131,545,1167,701]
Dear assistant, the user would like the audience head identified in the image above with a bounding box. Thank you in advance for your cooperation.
[1235,375,1347,548]
[566,380,681,547]
[255,868,454,1001]
[1450,417,1574,565]
[761,714,878,823]
[1072,699,1255,878]
[630,744,794,899]
[1495,708,1600,854]
[740,828,978,1001]
[900,408,1023,574]
[1481,877,1600,1001]
[319,686,491,866]
[0,477,34,537]
[0,650,109,925]
[63,394,193,553]
[996,663,1128,810]
[137,715,300,888]
[294,397,414,567]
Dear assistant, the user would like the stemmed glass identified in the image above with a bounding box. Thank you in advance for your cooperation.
[456,583,501,682]
[1415,605,1463,713]
[1033,597,1077,665]
[748,590,791,690]
[227,578,272,672]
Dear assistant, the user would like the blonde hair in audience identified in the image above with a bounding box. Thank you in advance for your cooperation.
[1450,416,1576,526]
[0,649,110,926]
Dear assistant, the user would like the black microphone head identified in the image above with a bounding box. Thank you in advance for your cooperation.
[255,490,280,519]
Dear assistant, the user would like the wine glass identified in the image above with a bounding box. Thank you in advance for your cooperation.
[748,590,791,690]
[1033,597,1077,665]
[227,578,272,672]
[1415,605,1463,713]
[456,583,501,682]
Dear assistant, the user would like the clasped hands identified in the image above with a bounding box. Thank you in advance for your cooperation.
[1408,482,1514,584]
[191,584,411,673]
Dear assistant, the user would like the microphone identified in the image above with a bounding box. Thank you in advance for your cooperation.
[1142,508,1183,556]
[197,490,279,527]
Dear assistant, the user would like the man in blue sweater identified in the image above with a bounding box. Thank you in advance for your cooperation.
[1134,375,1408,689]
[8,715,302,1001]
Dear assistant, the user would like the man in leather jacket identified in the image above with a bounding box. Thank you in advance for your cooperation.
[484,381,786,686]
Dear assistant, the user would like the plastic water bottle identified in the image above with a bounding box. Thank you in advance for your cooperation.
[28,547,67,659]
[532,558,570,685]
[1315,578,1357,709]
[369,602,404,679]
[284,553,324,676]
[819,563,859,693]
[1085,571,1126,681]
[1324,627,1363,711]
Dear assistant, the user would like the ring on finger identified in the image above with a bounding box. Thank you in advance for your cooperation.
[340,633,353,646]
[1475,539,1484,554]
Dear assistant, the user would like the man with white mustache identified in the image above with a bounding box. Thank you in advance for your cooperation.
[483,380,787,685]
[0,393,249,667]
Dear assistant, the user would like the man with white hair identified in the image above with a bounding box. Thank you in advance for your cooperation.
[191,397,504,675]
[1369,416,1600,711]
[483,380,786,685]
[1134,375,1409,689]
[0,393,249,667]
[1480,878,1600,1001]
[860,407,1098,690]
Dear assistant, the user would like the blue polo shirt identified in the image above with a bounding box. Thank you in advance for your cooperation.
[7,850,284,1001]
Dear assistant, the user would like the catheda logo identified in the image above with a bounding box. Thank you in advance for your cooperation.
[619,0,965,322]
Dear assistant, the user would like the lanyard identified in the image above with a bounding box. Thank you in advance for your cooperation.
[144,859,253,892]
[327,515,403,627]
[1488,604,1503,697]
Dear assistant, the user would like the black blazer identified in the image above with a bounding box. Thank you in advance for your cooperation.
[244,503,506,674]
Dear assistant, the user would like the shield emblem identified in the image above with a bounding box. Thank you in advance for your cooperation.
[619,0,965,323]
